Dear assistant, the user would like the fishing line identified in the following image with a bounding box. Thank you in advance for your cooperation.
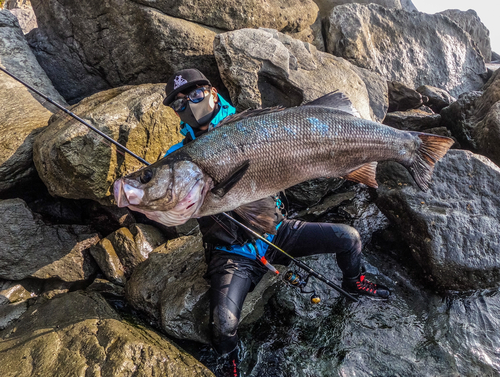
[1,66,357,302]
[0,66,150,166]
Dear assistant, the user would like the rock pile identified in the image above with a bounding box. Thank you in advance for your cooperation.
[1,0,500,375]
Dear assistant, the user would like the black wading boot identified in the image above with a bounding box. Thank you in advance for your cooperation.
[215,348,241,377]
[342,274,390,299]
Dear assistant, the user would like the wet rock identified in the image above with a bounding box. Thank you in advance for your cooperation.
[214,28,383,121]
[440,91,483,150]
[27,0,220,103]
[376,150,500,291]
[416,85,456,113]
[383,108,441,131]
[126,233,279,343]
[4,0,37,33]
[387,81,425,112]
[126,234,210,343]
[0,9,66,194]
[0,280,36,305]
[441,70,500,165]
[33,84,182,204]
[131,0,318,35]
[326,4,486,98]
[286,177,345,209]
[439,9,491,62]
[0,291,215,376]
[91,224,165,285]
[0,302,28,330]
[0,199,100,282]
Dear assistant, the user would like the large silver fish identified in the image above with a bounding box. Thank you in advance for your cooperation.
[114,92,454,232]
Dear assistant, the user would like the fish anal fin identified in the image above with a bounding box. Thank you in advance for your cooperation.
[234,197,278,235]
[211,160,250,198]
[304,91,361,118]
[406,132,454,191]
[343,162,379,188]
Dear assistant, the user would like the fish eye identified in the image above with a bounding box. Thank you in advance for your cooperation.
[139,169,153,184]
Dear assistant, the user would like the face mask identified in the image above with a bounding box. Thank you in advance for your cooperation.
[178,93,217,129]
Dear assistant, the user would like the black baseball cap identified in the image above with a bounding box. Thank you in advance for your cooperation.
[163,69,211,106]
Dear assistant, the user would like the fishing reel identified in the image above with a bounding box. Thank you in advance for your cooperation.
[284,270,321,304]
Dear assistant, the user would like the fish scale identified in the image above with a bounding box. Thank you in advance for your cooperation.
[114,95,454,230]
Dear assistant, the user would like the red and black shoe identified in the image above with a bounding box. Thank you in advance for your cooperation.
[342,274,390,299]
[216,349,241,377]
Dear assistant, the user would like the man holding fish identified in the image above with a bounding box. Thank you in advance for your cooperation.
[114,68,454,377]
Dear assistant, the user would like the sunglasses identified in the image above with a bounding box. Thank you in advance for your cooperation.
[169,86,211,112]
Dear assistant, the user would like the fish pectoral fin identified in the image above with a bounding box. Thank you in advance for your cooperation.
[234,197,278,235]
[303,91,361,118]
[343,162,379,188]
[211,160,250,198]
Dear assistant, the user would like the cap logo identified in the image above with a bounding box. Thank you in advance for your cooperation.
[173,75,188,90]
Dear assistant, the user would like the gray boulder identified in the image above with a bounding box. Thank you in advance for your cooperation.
[0,10,66,193]
[90,224,167,285]
[214,28,389,122]
[441,69,500,165]
[383,108,441,131]
[313,0,416,17]
[387,81,425,112]
[126,233,281,343]
[0,199,99,282]
[439,9,491,62]
[28,0,220,103]
[326,4,486,98]
[4,0,37,33]
[33,84,182,204]
[376,150,500,291]
[131,0,318,34]
[0,291,215,377]
[416,85,456,113]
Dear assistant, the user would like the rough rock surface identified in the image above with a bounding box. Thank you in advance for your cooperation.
[33,84,182,204]
[387,81,425,112]
[416,85,456,113]
[313,0,415,17]
[441,70,500,165]
[0,9,66,193]
[131,0,318,34]
[376,150,500,290]
[439,9,491,62]
[326,4,486,98]
[0,291,215,377]
[90,224,166,285]
[126,233,280,343]
[4,0,37,33]
[215,28,386,121]
[27,0,220,103]
[0,199,99,282]
[383,108,441,131]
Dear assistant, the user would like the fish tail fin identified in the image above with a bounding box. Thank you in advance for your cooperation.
[234,197,278,235]
[406,132,454,191]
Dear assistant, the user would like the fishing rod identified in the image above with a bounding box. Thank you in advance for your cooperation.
[220,212,359,302]
[0,66,150,166]
[2,66,357,302]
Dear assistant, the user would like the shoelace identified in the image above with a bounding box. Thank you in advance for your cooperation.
[356,274,378,294]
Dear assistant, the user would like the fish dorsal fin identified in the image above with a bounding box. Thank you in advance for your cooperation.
[343,162,378,188]
[211,160,250,198]
[234,197,278,235]
[216,106,286,127]
[304,91,361,118]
